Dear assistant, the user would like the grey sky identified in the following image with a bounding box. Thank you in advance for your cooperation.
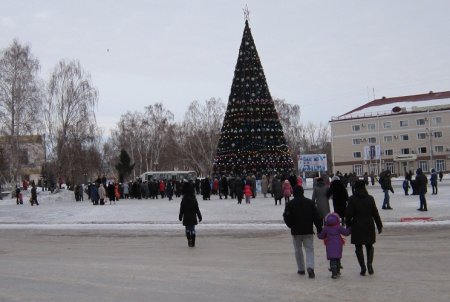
[2,0,450,134]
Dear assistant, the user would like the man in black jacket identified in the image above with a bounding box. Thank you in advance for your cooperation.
[283,186,323,278]
[415,168,428,211]
[379,170,394,209]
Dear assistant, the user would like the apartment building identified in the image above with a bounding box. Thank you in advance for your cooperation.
[329,91,450,176]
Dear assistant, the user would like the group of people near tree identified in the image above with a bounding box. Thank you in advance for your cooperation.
[200,174,307,206]
[77,175,202,205]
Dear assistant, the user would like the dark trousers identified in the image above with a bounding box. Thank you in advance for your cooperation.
[419,193,427,210]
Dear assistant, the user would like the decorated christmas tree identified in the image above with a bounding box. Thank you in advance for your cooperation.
[213,18,294,176]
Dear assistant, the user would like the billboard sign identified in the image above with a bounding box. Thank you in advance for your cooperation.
[298,154,328,172]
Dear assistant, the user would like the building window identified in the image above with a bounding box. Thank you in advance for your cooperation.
[352,138,361,145]
[419,161,428,172]
[401,148,410,154]
[418,147,427,154]
[353,164,363,176]
[434,131,442,138]
[417,132,427,140]
[353,151,362,158]
[383,121,392,129]
[352,125,361,132]
[384,149,393,156]
[368,137,376,143]
[436,159,445,172]
[367,123,376,131]
[400,134,409,141]
[432,116,442,126]
[384,136,393,142]
[400,120,409,127]
[385,162,394,174]
[434,146,444,153]
[416,118,426,126]
[369,163,378,175]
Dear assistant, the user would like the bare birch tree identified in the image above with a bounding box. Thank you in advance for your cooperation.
[274,98,331,170]
[110,103,174,178]
[44,60,99,184]
[144,103,174,172]
[177,98,226,176]
[0,39,43,181]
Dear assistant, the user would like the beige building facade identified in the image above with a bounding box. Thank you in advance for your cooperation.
[330,91,450,176]
[0,135,46,183]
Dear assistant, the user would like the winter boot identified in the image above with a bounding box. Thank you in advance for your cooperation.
[367,246,374,275]
[191,233,196,247]
[330,259,339,279]
[356,249,367,276]
[331,267,338,279]
[186,231,192,247]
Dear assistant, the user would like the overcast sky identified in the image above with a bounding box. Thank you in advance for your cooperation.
[2,0,450,134]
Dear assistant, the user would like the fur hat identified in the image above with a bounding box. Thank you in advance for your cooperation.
[354,180,366,190]
[331,175,340,181]
[293,185,304,197]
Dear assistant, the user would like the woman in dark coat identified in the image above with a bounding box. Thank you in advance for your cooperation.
[272,177,283,205]
[179,183,202,247]
[201,178,211,200]
[234,177,244,204]
[346,180,383,276]
[327,176,348,224]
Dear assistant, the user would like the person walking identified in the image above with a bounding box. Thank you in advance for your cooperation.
[179,183,202,247]
[379,170,394,210]
[345,180,383,276]
[98,183,106,205]
[219,176,228,199]
[312,178,330,220]
[243,181,253,204]
[363,172,369,186]
[317,213,351,279]
[282,180,293,204]
[201,177,211,200]
[416,168,428,211]
[30,183,39,206]
[430,168,438,195]
[272,176,282,205]
[15,186,22,205]
[402,173,410,195]
[90,183,99,205]
[327,176,349,225]
[234,177,244,204]
[165,181,174,201]
[261,175,269,198]
[283,186,323,278]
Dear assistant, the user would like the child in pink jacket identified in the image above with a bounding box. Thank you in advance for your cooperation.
[282,180,293,203]
[243,181,253,204]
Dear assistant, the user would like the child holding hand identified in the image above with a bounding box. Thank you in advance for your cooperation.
[318,212,351,279]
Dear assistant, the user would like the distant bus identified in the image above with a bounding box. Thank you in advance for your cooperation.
[140,171,197,182]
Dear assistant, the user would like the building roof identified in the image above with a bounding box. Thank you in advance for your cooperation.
[334,91,450,121]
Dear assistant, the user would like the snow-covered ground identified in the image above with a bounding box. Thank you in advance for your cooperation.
[1,178,449,230]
